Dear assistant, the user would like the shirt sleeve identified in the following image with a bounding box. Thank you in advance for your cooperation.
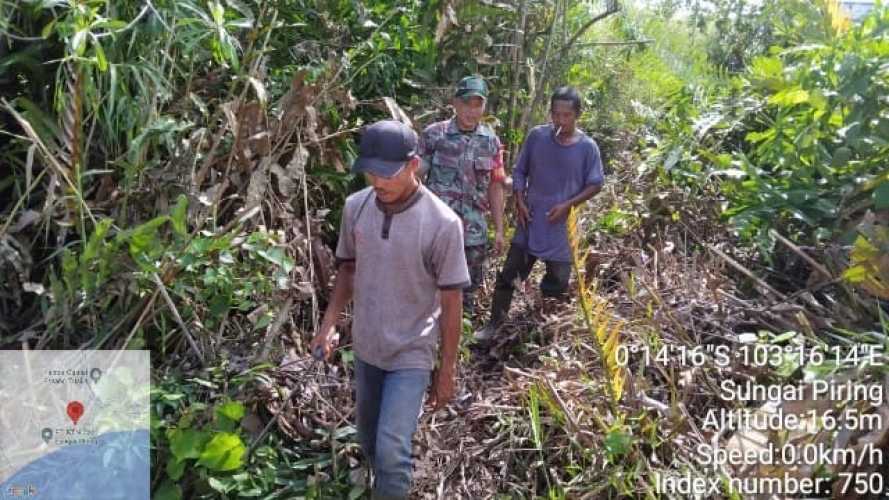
[432,218,470,289]
[335,198,356,264]
[512,130,534,193]
[585,140,605,187]
[418,125,435,178]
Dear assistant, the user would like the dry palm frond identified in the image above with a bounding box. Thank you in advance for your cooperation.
[567,207,625,402]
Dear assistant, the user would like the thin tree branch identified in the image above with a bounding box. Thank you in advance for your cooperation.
[576,38,654,47]
[558,3,622,56]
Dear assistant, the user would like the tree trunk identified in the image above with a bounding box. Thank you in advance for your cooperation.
[517,0,560,140]
[521,0,622,134]
[505,0,528,167]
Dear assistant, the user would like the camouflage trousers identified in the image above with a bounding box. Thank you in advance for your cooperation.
[463,245,487,317]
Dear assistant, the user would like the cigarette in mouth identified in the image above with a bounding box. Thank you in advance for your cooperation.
[555,126,562,137]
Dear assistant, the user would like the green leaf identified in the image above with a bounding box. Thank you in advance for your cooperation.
[348,486,367,500]
[93,38,108,72]
[831,147,852,167]
[770,331,797,344]
[171,195,188,237]
[873,183,889,210]
[216,401,246,422]
[208,476,233,493]
[41,20,57,39]
[256,247,294,273]
[81,218,113,266]
[92,19,128,30]
[843,265,867,283]
[166,457,186,481]
[209,1,226,25]
[128,215,169,259]
[71,30,87,56]
[768,87,809,106]
[604,429,631,458]
[750,55,783,84]
[168,428,210,461]
[198,432,246,471]
[153,481,182,500]
[746,129,775,144]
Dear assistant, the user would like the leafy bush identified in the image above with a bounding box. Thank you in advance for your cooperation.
[650,2,889,256]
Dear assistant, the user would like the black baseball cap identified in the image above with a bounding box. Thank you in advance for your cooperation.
[455,75,488,100]
[352,120,418,178]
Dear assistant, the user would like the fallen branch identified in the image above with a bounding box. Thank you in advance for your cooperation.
[706,244,788,301]
[152,272,205,365]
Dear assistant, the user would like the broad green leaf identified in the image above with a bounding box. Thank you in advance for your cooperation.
[216,401,246,422]
[257,247,294,273]
[153,481,182,500]
[843,265,867,283]
[831,147,852,167]
[750,55,783,82]
[165,457,186,481]
[168,428,210,461]
[768,87,809,106]
[198,432,246,471]
[873,183,889,210]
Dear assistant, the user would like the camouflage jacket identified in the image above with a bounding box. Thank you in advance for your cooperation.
[419,119,502,247]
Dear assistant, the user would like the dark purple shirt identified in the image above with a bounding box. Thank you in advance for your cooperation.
[512,124,604,262]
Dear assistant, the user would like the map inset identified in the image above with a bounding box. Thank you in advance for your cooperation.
[0,350,150,499]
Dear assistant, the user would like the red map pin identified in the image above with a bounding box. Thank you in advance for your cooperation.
[67,401,84,425]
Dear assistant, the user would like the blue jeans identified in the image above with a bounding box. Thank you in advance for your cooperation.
[354,358,430,500]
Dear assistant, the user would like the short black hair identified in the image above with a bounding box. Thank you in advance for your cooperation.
[550,86,581,115]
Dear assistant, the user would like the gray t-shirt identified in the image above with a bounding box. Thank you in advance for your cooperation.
[336,185,470,371]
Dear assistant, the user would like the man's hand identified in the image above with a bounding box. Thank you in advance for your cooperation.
[546,202,571,224]
[309,328,336,362]
[516,197,530,228]
[493,230,505,255]
[428,364,456,410]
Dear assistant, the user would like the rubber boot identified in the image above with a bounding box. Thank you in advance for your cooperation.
[473,288,514,341]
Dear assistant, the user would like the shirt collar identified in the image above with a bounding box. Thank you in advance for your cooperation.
[374,184,425,215]
[446,118,492,137]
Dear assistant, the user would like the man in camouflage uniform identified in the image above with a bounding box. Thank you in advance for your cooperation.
[419,76,506,317]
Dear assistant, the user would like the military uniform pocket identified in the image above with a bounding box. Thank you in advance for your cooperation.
[429,150,460,187]
[474,156,493,171]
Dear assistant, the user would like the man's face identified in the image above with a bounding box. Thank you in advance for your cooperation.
[453,96,486,131]
[365,158,419,204]
[550,100,579,135]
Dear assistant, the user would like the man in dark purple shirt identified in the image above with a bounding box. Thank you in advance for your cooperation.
[475,86,604,341]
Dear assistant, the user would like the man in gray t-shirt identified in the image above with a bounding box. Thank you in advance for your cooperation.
[311,120,469,500]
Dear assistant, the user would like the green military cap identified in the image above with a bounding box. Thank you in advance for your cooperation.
[455,75,488,100]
